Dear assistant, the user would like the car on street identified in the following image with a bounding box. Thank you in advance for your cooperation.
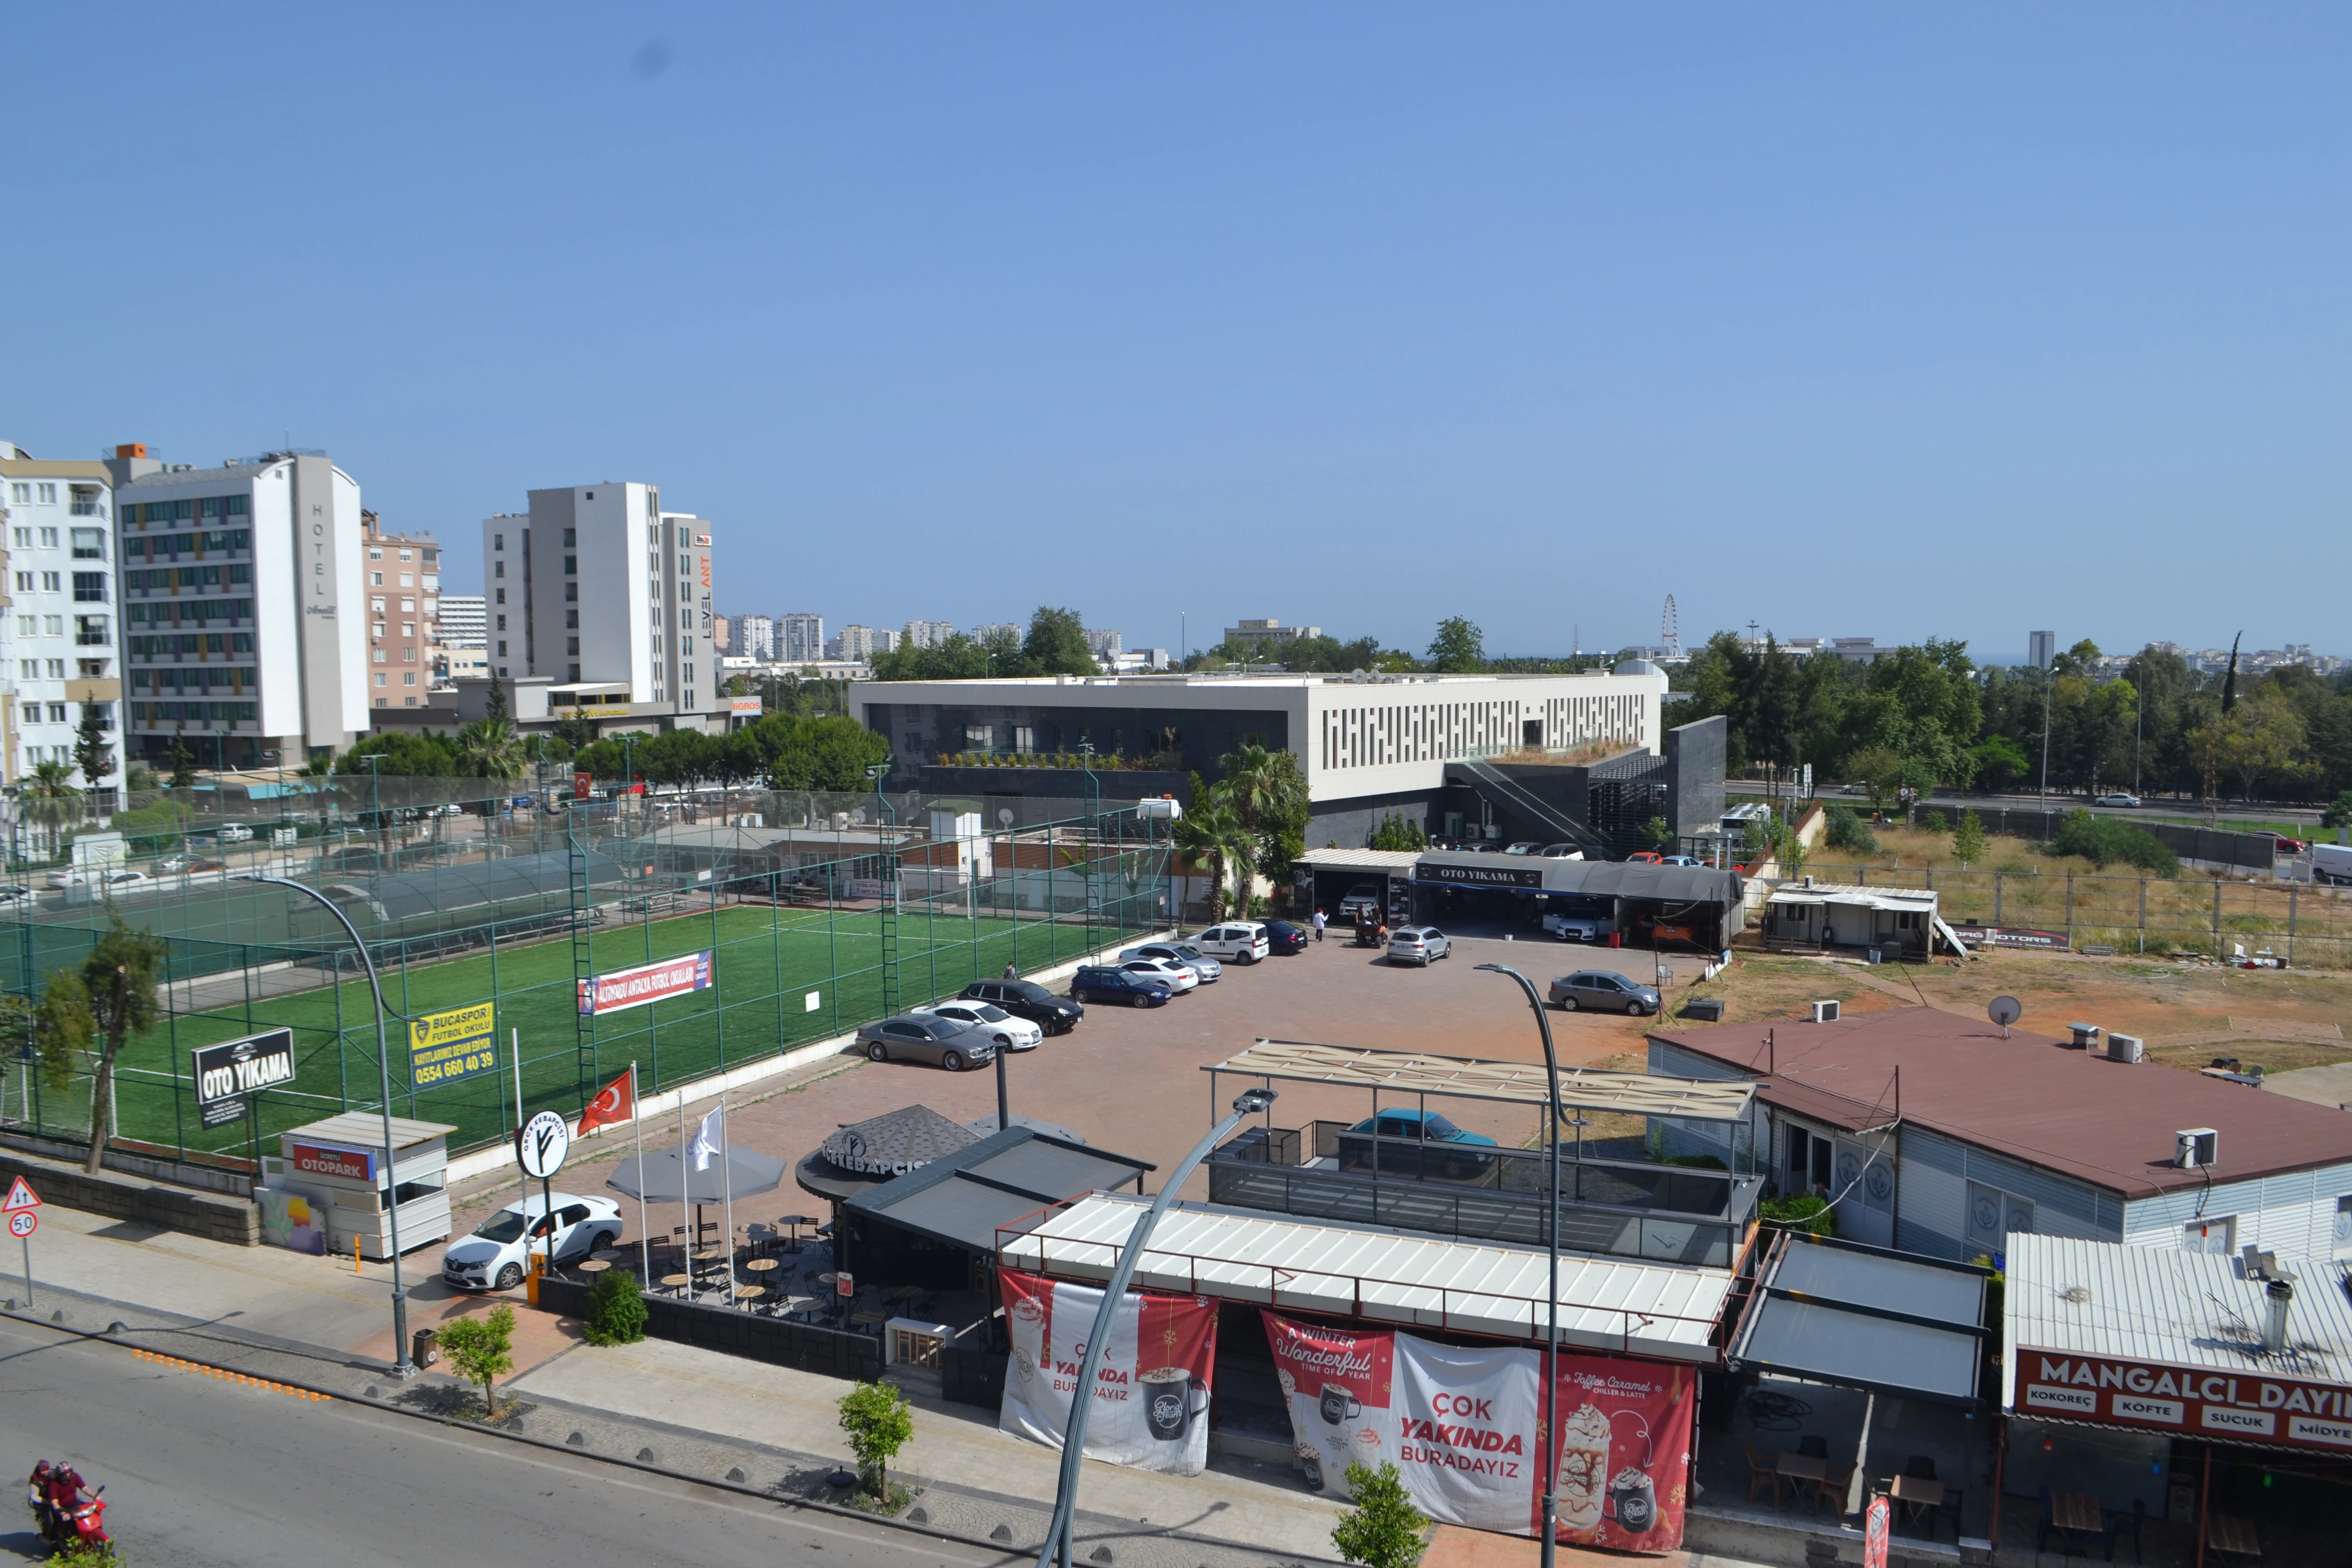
[2093,792,2140,808]
[152,854,227,875]
[1121,941,1222,982]
[1502,841,1544,855]
[909,1000,1043,1051]
[1069,965,1173,1007]
[1262,919,1310,954]
[959,977,1084,1034]
[1190,922,1272,964]
[1337,883,1386,922]
[0,886,32,906]
[1386,926,1452,966]
[1540,910,1604,943]
[1116,956,1198,993]
[216,824,254,842]
[46,868,149,891]
[1658,854,1702,868]
[1623,851,1663,865]
[856,1013,995,1071]
[1538,844,1585,859]
[1548,970,1662,1015]
[1335,1108,1498,1181]
[442,1192,623,1291]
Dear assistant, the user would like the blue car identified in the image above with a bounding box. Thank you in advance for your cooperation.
[1070,966,1173,1008]
[1263,920,1310,954]
[1336,1108,1499,1181]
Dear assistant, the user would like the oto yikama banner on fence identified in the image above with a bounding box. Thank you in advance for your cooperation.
[998,1269,1219,1477]
[1261,1311,1695,1549]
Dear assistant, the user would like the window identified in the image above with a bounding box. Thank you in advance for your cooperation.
[965,724,992,748]
[1013,725,1035,753]
[2185,1216,2236,1254]
[494,588,505,604]
[564,556,577,575]
[496,641,506,656]
[369,547,382,560]
[47,703,66,724]
[493,533,504,550]
[567,637,580,654]
[397,549,411,562]
[9,528,24,546]
[46,660,62,679]
[70,529,105,559]
[373,623,386,639]
[371,597,386,614]
[373,648,386,664]
[43,616,60,636]
[10,573,27,593]
[370,572,383,586]
[38,485,56,504]
[563,527,576,546]
[40,572,60,592]
[401,598,415,613]
[565,610,578,628]
[403,648,416,662]
[495,615,506,630]
[401,623,414,638]
[564,582,577,602]
[5,484,23,503]
[493,561,504,578]
[399,573,413,587]
[403,671,416,686]
[374,672,387,687]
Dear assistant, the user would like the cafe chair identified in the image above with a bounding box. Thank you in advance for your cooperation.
[1743,1445,1779,1504]
[1814,1463,1854,1518]
[2100,1499,2144,1564]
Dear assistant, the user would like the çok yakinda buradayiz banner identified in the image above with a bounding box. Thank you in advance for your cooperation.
[998,1269,1220,1477]
[1261,1311,1695,1550]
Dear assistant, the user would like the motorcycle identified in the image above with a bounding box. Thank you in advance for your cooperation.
[27,1473,109,1553]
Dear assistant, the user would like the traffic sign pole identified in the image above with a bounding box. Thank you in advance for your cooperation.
[5,1177,40,1308]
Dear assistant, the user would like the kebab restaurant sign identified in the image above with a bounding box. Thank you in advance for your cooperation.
[2020,1350,2352,1452]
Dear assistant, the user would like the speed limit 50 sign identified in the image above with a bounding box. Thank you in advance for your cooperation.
[7,1211,34,1239]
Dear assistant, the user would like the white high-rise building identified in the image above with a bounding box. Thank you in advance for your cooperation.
[779,612,823,665]
[481,484,719,713]
[904,619,955,649]
[1084,627,1122,658]
[2029,630,2056,671]
[435,594,485,648]
[0,445,124,792]
[832,624,878,661]
[737,614,774,660]
[108,444,367,770]
[971,622,1020,644]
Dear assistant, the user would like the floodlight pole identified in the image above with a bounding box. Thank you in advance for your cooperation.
[243,873,413,1378]
[1476,963,1562,1568]
[1037,1087,1276,1568]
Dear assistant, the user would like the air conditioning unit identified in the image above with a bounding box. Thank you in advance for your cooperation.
[2108,1033,2144,1063]
[2175,1128,2218,1169]
[1810,1000,1841,1023]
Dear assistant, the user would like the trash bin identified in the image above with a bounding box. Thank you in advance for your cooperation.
[411,1328,439,1369]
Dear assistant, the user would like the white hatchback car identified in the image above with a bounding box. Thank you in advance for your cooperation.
[1116,957,1199,993]
[910,999,1044,1051]
[1189,922,1272,965]
[1120,942,1222,982]
[442,1192,623,1292]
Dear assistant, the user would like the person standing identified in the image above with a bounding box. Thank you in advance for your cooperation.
[1312,908,1327,943]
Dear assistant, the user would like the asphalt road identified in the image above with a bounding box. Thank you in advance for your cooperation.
[0,1317,1014,1568]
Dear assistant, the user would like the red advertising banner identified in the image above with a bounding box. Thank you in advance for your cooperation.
[1549,1351,1696,1550]
[1262,1312,1399,1497]
[577,951,715,1016]
[999,1269,1220,1476]
[2019,1348,2352,1452]
[289,1142,378,1183]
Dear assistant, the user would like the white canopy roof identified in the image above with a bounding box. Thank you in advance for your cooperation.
[997,1193,1732,1362]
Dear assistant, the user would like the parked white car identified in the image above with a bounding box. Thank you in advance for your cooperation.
[46,868,149,891]
[1120,941,1222,982]
[1189,922,1272,965]
[1540,911,1604,943]
[909,999,1043,1051]
[2092,792,2140,808]
[441,1192,623,1292]
[1115,957,1199,993]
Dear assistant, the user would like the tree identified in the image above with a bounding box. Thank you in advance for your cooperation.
[2324,791,2352,831]
[439,1303,518,1416]
[1426,617,1485,674]
[1023,606,1097,677]
[1952,809,1988,867]
[1331,1461,1428,1568]
[1845,746,1906,816]
[837,1379,914,1503]
[484,674,510,726]
[1970,734,2030,793]
[24,760,83,853]
[72,703,114,790]
[36,918,167,1172]
[455,718,525,780]
[1824,804,1877,854]
[168,731,197,789]
[1175,793,1253,918]
[1367,812,1426,852]
[1218,742,1309,885]
[583,1268,648,1346]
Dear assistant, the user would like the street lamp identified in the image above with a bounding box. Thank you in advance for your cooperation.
[243,873,415,1378]
[1475,963,1565,1568]
[1036,1086,1276,1568]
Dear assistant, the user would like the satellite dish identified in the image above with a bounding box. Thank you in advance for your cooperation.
[998,809,1015,827]
[1988,995,2022,1038]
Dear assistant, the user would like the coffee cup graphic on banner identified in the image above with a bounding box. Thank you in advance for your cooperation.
[1141,1367,1208,1442]
[1319,1384,1363,1425]
[1556,1404,1613,1534]
[1609,1467,1658,1534]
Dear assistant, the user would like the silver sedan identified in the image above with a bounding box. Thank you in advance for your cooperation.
[855,1014,995,1071]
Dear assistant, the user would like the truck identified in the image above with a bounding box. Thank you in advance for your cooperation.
[2314,842,2352,887]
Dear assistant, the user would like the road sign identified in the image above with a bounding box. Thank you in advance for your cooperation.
[517,1110,572,1180]
[2,1175,38,1213]
[7,1210,35,1239]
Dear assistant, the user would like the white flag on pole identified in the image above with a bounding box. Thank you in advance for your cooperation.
[688,1105,724,1172]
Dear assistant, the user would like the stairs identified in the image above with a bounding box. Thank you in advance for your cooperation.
[1446,757,1615,857]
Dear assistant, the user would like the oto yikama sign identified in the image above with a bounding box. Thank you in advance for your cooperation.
[409,1002,497,1090]
[997,1269,1220,1477]
[289,1142,377,1183]
[576,952,713,1016]
[1260,1312,1695,1549]
[2020,1349,2352,1452]
[190,1028,296,1129]
[1417,863,1545,890]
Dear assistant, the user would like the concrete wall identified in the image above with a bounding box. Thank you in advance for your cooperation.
[1665,715,1727,838]
[0,1148,258,1246]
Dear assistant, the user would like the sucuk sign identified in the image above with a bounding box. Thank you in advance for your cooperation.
[2020,1349,2352,1452]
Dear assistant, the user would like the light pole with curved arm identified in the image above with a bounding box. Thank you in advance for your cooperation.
[245,873,415,1377]
[1476,962,1564,1568]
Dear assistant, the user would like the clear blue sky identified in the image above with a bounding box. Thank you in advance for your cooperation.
[8,6,2345,663]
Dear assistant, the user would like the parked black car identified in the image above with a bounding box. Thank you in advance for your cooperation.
[1069,966,1173,1008]
[961,977,1085,1034]
[1263,919,1310,954]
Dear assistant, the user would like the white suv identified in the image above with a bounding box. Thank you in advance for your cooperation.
[1190,922,1271,965]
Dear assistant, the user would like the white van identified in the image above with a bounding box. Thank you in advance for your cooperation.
[1191,922,1271,965]
[2314,842,2352,887]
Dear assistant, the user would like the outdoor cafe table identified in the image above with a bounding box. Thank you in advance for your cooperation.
[744,1257,779,1273]
[2051,1492,2104,1554]
[659,1273,693,1295]
[2206,1512,2261,1563]
[1775,1453,1828,1509]
[577,1259,611,1275]
[732,1285,766,1303]
[1887,1473,1946,1535]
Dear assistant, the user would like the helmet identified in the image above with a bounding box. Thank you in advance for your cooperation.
[31,1461,52,1481]
[56,1467,82,1490]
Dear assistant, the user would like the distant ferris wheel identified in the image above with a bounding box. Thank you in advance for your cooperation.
[1660,595,1681,660]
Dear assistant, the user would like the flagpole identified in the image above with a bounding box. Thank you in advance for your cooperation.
[677,1084,691,1285]
[511,1027,527,1236]
[717,1087,739,1309]
[631,1061,649,1288]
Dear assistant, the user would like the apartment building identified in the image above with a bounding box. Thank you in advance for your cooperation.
[1084,627,1123,659]
[736,614,775,661]
[779,612,822,665]
[434,594,485,650]
[713,615,731,652]
[106,445,367,768]
[359,511,439,709]
[904,619,956,650]
[0,446,124,792]
[1223,619,1321,651]
[480,483,719,714]
[831,624,880,661]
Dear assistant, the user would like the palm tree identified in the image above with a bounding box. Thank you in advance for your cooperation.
[454,719,524,780]
[25,760,83,856]
[1174,793,1253,920]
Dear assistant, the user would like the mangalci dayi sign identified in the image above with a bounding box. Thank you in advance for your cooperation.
[2019,1348,2352,1452]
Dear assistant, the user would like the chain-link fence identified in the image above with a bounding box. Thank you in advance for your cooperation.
[0,781,1171,1168]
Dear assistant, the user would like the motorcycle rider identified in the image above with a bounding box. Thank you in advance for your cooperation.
[26,1459,59,1541]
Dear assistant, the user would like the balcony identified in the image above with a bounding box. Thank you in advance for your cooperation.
[1207,1121,1761,1268]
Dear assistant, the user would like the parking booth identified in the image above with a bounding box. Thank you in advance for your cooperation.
[265,1113,456,1260]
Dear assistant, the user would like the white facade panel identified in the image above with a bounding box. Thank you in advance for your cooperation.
[251,472,302,738]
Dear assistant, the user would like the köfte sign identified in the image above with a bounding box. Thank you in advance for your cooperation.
[2020,1349,2352,1452]
[577,951,714,1016]
[1417,862,1545,890]
[289,1142,377,1183]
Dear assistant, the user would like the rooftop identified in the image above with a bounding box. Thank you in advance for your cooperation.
[1649,1007,2352,1199]
[1212,1039,1756,1121]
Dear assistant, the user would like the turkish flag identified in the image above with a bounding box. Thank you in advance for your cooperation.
[577,1069,635,1136]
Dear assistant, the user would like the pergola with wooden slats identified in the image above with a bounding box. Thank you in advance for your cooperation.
[1204,1038,1756,1121]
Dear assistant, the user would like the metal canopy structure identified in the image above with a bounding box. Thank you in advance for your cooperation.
[1207,1038,1757,1122]
[847,1125,1153,1253]
[1729,1232,1991,1405]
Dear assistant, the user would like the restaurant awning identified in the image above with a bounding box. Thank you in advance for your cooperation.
[846,1125,1154,1253]
[1729,1232,1990,1405]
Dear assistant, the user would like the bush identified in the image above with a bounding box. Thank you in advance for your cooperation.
[1952,809,1988,866]
[439,1303,517,1416]
[1921,810,1948,834]
[1759,1195,1835,1237]
[1824,805,1877,854]
[838,1380,914,1503]
[583,1267,648,1346]
[1333,1461,1428,1568]
[2050,808,2179,875]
